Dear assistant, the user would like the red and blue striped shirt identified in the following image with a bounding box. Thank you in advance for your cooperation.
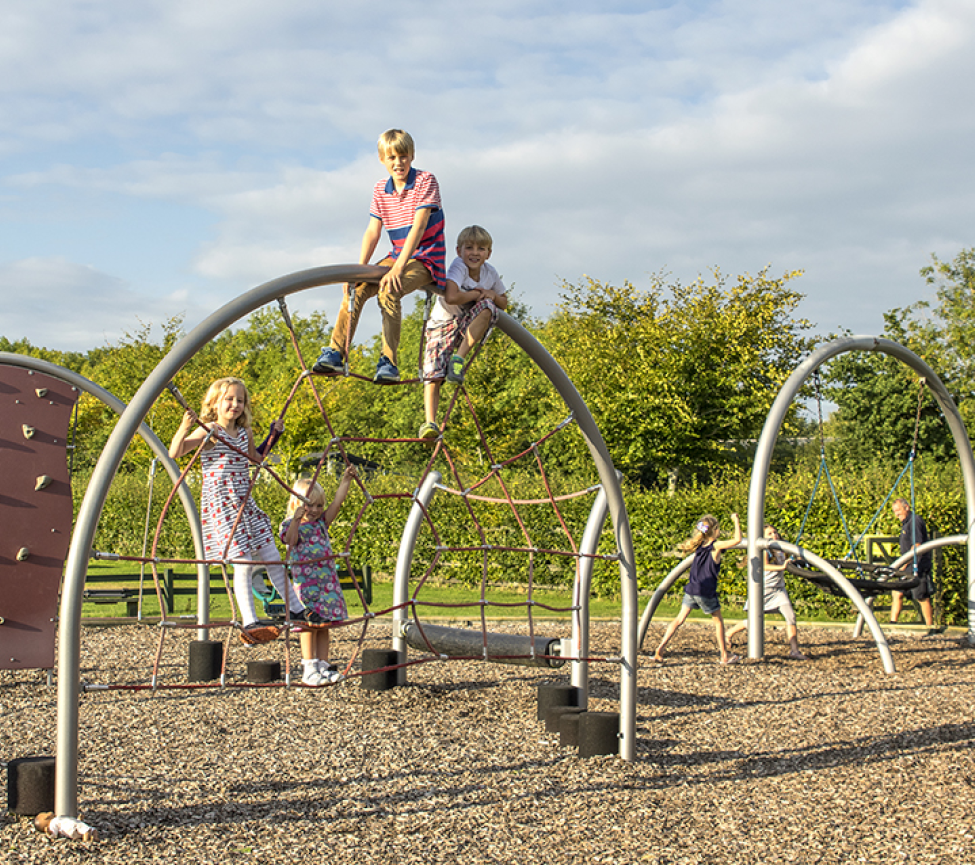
[370,167,445,287]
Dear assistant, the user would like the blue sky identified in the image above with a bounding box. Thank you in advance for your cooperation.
[2,0,973,352]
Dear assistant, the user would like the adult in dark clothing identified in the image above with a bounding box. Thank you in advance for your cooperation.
[890,498,935,629]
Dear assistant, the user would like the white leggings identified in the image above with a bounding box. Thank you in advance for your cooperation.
[233,541,302,627]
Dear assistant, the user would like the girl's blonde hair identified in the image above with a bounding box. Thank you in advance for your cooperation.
[288,477,326,519]
[199,377,253,430]
[678,514,719,553]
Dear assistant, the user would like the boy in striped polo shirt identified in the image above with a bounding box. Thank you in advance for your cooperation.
[314,129,446,383]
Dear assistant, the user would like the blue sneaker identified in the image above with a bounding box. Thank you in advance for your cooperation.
[446,353,465,384]
[374,355,400,383]
[312,347,344,374]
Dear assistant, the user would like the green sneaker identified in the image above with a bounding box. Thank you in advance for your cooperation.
[446,354,465,384]
[418,421,440,440]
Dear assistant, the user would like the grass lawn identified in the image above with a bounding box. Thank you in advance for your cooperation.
[78,562,880,625]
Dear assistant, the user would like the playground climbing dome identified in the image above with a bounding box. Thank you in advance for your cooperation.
[53,264,640,818]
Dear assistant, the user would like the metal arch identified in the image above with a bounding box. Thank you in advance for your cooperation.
[389,316,638,751]
[637,554,694,648]
[852,533,972,637]
[0,352,209,633]
[636,538,896,672]
[55,264,385,817]
[55,263,638,817]
[771,541,895,672]
[746,336,975,660]
[494,315,638,759]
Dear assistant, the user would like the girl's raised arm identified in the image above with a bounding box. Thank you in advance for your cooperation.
[324,466,358,525]
[714,512,743,553]
[169,410,208,459]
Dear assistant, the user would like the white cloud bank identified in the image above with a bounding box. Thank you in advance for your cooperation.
[2,0,974,352]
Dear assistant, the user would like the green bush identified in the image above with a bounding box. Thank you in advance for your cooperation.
[73,458,971,625]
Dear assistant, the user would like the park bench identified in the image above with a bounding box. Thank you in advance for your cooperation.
[82,565,372,617]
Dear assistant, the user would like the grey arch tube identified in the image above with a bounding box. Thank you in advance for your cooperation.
[389,316,637,753]
[852,534,972,637]
[493,315,637,759]
[55,264,385,817]
[392,470,441,686]
[0,353,208,634]
[56,263,637,816]
[569,484,614,704]
[746,336,975,658]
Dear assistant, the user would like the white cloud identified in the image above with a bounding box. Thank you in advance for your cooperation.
[0,258,205,351]
[2,0,974,353]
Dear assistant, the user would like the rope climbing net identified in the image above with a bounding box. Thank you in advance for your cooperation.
[88,294,624,689]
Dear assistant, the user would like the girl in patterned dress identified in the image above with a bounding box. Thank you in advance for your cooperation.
[281,469,357,686]
[169,377,305,643]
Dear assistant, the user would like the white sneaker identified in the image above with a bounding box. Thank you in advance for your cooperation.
[301,661,323,686]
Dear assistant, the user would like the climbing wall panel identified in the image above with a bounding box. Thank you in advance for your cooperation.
[0,365,77,669]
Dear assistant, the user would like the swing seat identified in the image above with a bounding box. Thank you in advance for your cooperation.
[786,559,920,598]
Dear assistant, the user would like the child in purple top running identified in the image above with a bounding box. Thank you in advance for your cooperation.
[654,513,741,665]
[281,468,357,686]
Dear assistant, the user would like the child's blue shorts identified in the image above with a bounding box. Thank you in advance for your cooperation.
[681,592,721,615]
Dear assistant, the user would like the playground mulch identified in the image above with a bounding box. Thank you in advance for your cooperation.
[2,619,974,864]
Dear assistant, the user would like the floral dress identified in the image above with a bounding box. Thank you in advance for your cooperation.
[200,426,273,561]
[279,516,348,621]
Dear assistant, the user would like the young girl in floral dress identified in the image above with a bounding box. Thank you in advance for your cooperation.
[280,468,357,685]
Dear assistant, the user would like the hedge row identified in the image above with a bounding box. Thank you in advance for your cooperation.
[75,461,971,625]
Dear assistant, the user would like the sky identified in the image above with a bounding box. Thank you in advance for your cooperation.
[2,0,974,353]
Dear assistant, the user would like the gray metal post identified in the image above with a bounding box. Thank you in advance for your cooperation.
[392,470,441,685]
[771,541,895,672]
[747,336,975,658]
[55,264,385,817]
[570,484,613,706]
[495,316,638,762]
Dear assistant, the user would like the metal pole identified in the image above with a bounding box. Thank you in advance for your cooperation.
[496,316,638,762]
[392,470,441,685]
[571,484,613,706]
[55,264,385,817]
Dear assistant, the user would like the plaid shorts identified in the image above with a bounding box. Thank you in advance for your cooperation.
[422,298,499,380]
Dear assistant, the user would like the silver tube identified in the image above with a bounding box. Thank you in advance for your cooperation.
[747,336,975,658]
[852,534,972,637]
[638,556,693,648]
[392,470,441,685]
[572,484,614,706]
[56,264,385,817]
[772,540,895,673]
[496,315,637,762]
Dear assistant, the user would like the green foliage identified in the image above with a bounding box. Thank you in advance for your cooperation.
[11,254,975,628]
[541,268,817,485]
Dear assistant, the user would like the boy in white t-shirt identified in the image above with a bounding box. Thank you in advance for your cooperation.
[418,225,508,439]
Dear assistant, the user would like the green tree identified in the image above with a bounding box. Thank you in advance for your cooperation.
[823,329,957,467]
[539,268,816,486]
[823,247,975,466]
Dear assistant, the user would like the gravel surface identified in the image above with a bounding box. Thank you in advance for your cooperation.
[2,619,975,864]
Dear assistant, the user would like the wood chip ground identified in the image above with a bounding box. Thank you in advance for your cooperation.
[2,620,974,864]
